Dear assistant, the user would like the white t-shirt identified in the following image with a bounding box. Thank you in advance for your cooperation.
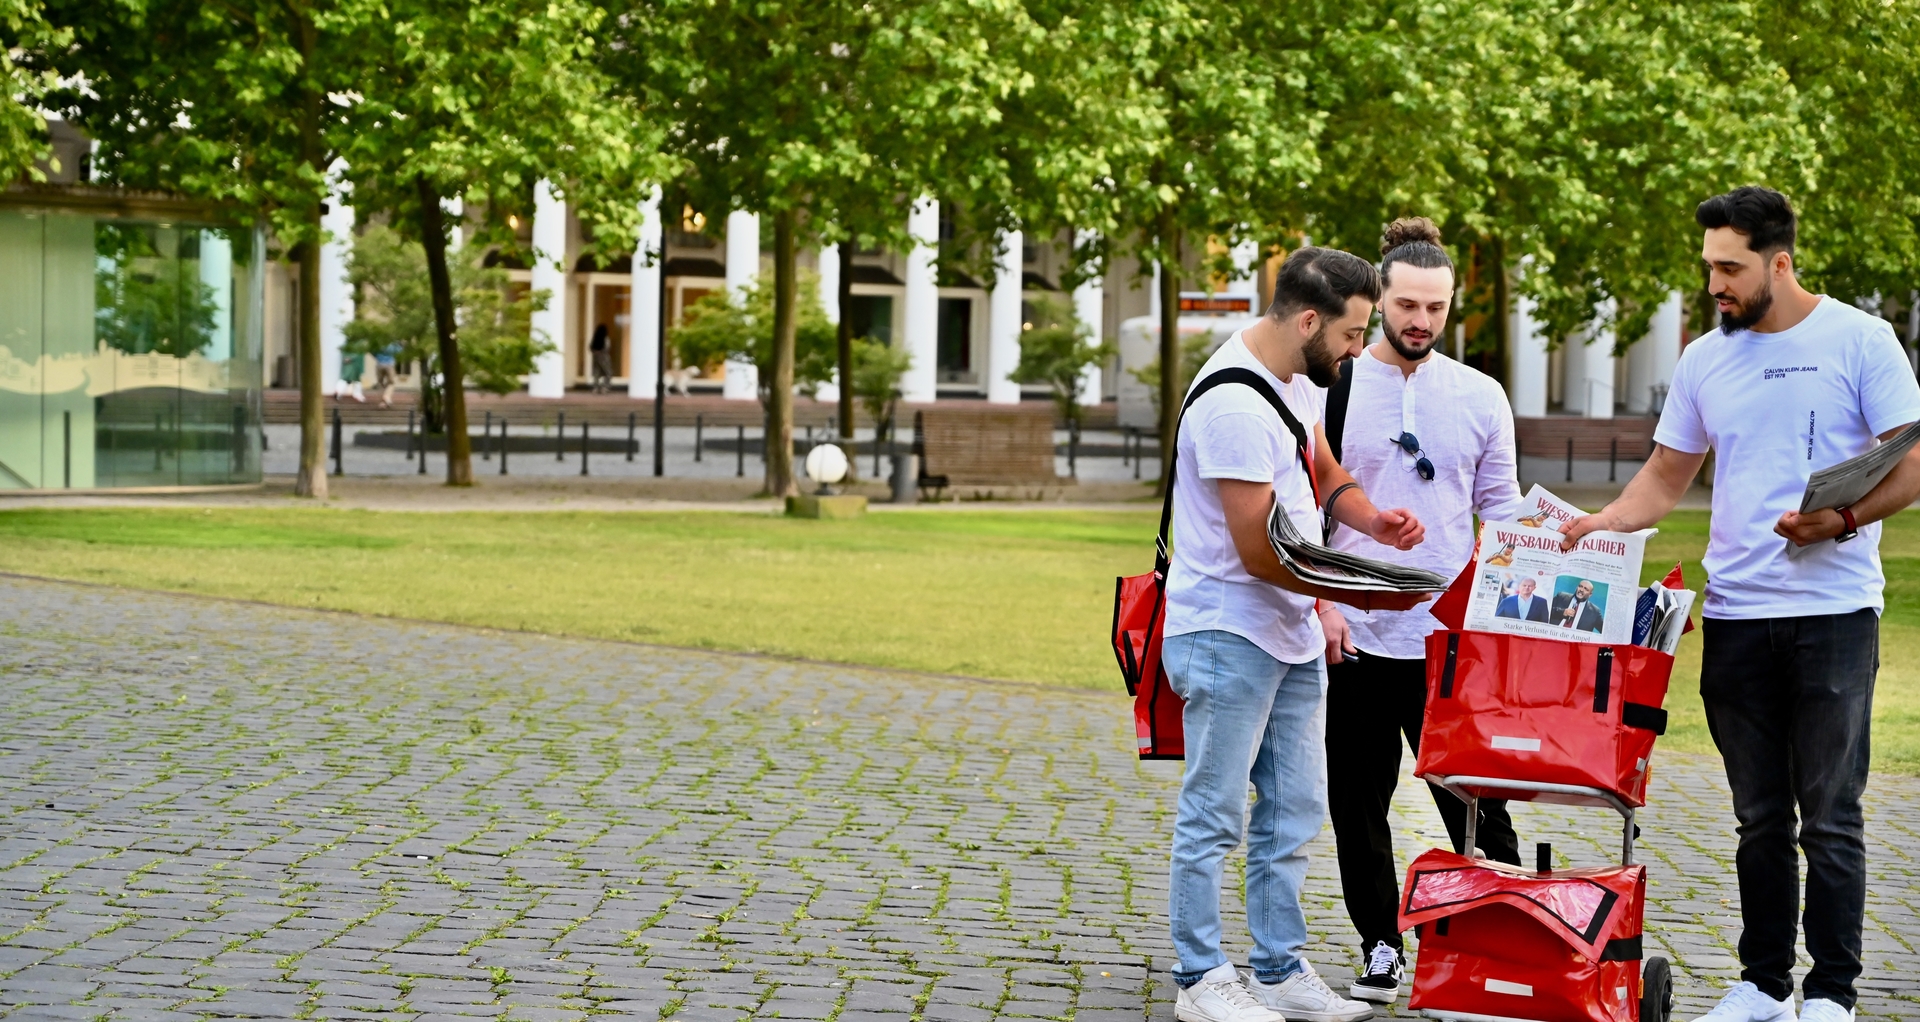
[1163,333,1326,665]
[1654,296,1920,619]
[1325,349,1526,659]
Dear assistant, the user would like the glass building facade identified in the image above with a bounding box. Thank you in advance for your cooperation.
[0,191,264,490]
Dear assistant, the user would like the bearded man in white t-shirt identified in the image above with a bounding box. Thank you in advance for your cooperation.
[1563,187,1920,1022]
[1162,247,1431,1022]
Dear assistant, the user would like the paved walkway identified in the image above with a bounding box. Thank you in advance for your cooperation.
[0,578,1913,1021]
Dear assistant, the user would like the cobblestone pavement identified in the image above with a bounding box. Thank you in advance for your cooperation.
[1,578,1914,1021]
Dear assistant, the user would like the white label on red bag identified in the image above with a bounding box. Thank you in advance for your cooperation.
[1490,735,1542,751]
[1486,979,1534,997]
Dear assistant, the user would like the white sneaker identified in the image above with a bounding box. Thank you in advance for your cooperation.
[1692,982,1797,1022]
[1248,961,1375,1022]
[1798,1000,1853,1022]
[1348,941,1403,1004]
[1176,963,1286,1022]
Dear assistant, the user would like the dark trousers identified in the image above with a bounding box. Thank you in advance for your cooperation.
[1326,653,1521,951]
[1701,610,1877,1010]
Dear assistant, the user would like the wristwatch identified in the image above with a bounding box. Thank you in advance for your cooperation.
[1836,506,1859,544]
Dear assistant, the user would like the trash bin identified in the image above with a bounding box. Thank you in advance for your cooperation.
[890,453,918,504]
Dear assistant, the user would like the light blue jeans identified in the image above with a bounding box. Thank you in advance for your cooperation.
[1163,629,1328,986]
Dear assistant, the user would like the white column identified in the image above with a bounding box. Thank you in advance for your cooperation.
[900,197,939,404]
[199,230,233,361]
[1624,291,1682,414]
[1507,291,1549,418]
[1570,300,1617,420]
[629,187,663,400]
[986,229,1023,404]
[1225,238,1260,307]
[1073,263,1104,406]
[818,243,840,324]
[720,209,760,400]
[527,179,568,398]
[318,163,354,391]
[443,196,464,254]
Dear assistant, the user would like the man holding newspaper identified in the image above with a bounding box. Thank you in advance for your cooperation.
[1562,187,1920,1022]
[1160,247,1442,1022]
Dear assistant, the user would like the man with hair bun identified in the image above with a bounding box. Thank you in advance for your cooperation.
[1314,216,1528,1006]
[1563,185,1920,1022]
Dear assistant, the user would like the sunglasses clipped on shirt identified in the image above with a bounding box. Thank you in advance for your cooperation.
[1391,432,1436,481]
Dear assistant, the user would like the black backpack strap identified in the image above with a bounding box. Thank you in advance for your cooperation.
[1153,366,1317,575]
[1324,356,1354,463]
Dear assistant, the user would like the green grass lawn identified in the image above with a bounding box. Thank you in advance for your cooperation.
[1,505,1917,775]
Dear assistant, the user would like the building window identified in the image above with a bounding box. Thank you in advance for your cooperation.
[850,295,893,345]
[937,297,973,381]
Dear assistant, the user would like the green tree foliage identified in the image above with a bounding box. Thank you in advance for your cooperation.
[671,271,837,406]
[1010,297,1113,426]
[340,224,551,430]
[604,0,1031,496]
[0,0,68,183]
[850,337,913,441]
[36,0,379,498]
[334,0,661,486]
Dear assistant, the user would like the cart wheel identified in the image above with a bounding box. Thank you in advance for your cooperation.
[1641,956,1673,1022]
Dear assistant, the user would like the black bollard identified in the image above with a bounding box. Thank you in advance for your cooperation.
[417,419,427,474]
[627,411,637,462]
[736,424,745,478]
[1068,420,1079,477]
[556,411,566,461]
[499,418,509,475]
[482,411,492,461]
[1566,436,1574,482]
[580,422,590,476]
[406,409,415,460]
[331,407,343,476]
[1609,437,1618,482]
[695,414,704,462]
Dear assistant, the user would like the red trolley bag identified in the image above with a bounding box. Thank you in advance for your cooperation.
[1413,564,1689,806]
[1112,367,1319,760]
[1399,849,1649,1022]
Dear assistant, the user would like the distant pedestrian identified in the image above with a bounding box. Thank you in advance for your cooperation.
[590,324,613,394]
[337,351,366,402]
[374,346,399,408]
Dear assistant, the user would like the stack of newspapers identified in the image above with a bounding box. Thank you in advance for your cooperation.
[1631,583,1695,655]
[1266,504,1453,593]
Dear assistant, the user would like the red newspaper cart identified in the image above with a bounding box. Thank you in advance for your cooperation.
[1396,562,1689,1022]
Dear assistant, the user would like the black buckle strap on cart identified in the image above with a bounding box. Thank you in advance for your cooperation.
[1438,632,1460,698]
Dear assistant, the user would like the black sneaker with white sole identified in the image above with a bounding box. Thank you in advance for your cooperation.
[1348,941,1402,1004]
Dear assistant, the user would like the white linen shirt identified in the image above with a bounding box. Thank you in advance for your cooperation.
[1325,349,1526,658]
[1163,333,1327,665]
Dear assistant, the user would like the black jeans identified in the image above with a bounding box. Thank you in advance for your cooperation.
[1701,610,1878,1010]
[1326,653,1521,951]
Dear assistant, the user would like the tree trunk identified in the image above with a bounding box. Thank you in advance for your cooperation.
[767,209,798,497]
[836,239,855,442]
[294,233,327,499]
[1156,215,1181,497]
[1490,235,1510,388]
[292,12,327,499]
[417,176,472,485]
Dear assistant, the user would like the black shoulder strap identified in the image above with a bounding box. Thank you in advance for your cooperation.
[1153,367,1316,574]
[1324,356,1354,463]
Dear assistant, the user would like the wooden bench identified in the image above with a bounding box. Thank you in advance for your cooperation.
[912,405,1058,498]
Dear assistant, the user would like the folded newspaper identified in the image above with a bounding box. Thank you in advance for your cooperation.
[1785,420,1920,559]
[1799,419,1920,514]
[1266,504,1452,593]
[1464,486,1654,645]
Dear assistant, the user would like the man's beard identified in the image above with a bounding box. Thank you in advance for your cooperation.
[1718,281,1775,332]
[1302,323,1343,388]
[1382,317,1438,362]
